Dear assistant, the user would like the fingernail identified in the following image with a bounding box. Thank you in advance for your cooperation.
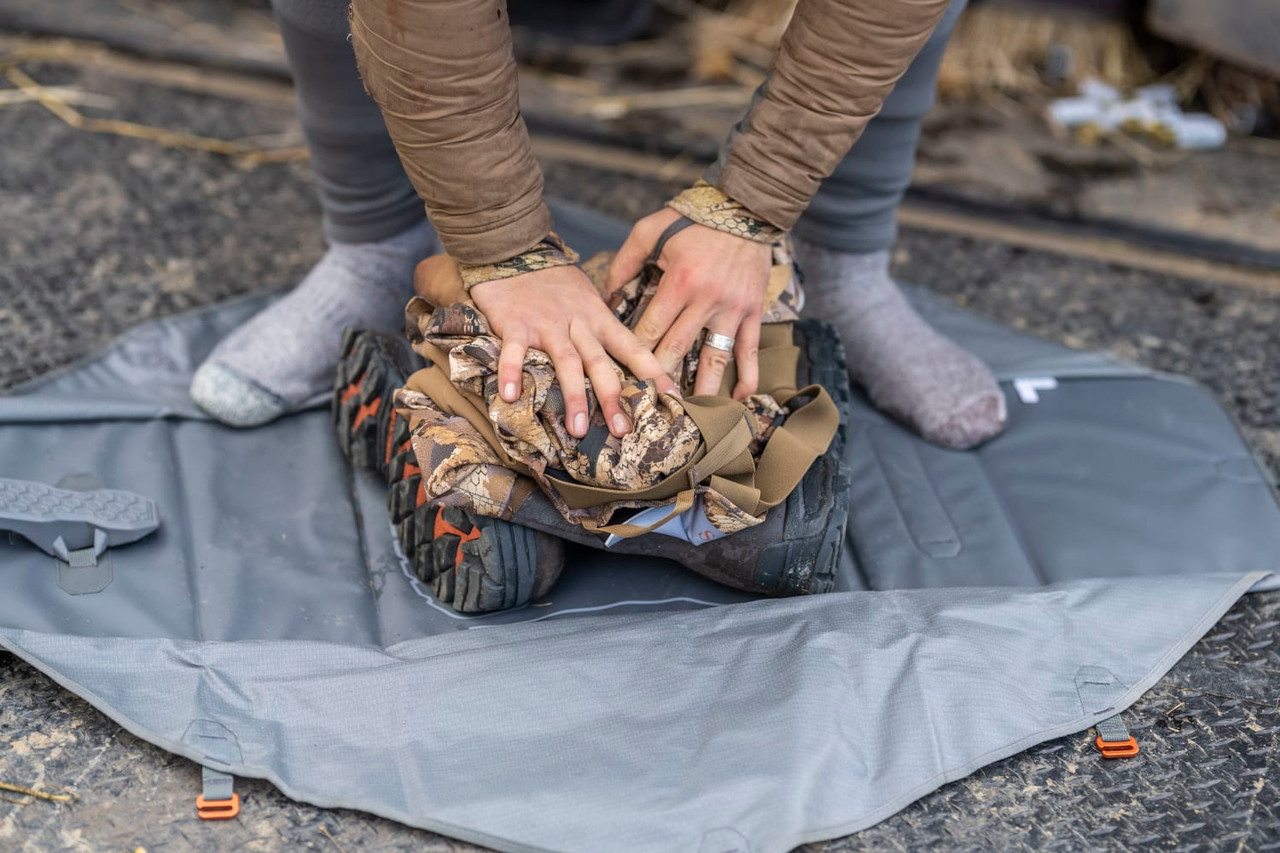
[611,413,630,435]
[503,382,517,401]
[574,412,588,436]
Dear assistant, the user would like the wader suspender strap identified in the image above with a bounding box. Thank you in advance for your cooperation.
[648,216,696,263]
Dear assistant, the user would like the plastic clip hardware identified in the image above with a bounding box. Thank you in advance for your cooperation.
[0,478,159,563]
[196,792,241,820]
[1095,735,1140,759]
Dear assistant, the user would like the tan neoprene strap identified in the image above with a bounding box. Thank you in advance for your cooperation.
[530,396,756,511]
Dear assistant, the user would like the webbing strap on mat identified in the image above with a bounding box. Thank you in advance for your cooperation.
[196,767,240,820]
[1076,667,1141,759]
[184,720,243,820]
[1095,714,1133,744]
[201,767,235,803]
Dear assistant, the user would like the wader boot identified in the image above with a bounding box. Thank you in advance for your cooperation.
[334,319,850,614]
[335,329,565,613]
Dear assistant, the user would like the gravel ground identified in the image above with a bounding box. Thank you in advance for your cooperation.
[1,51,1277,853]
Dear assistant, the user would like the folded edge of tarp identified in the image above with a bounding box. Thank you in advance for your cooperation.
[0,571,1265,853]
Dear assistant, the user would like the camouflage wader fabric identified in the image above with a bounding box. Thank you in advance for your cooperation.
[393,240,838,541]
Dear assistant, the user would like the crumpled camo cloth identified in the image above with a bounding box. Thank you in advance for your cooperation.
[394,241,805,536]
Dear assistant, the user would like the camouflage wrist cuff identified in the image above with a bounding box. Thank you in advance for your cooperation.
[459,232,581,292]
[665,180,784,244]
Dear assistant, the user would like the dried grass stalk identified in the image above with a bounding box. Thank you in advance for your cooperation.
[936,3,1154,100]
[4,64,307,168]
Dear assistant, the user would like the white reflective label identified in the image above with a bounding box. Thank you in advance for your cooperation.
[1014,377,1058,404]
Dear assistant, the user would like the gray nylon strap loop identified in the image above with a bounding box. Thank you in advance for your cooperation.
[65,547,98,568]
[202,766,235,802]
[1095,713,1132,744]
[648,216,696,264]
[182,719,243,803]
[1074,666,1136,747]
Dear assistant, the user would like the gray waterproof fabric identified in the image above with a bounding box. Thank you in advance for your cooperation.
[1,202,1279,852]
[3,573,1265,853]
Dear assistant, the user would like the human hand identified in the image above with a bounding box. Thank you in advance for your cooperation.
[606,208,772,399]
[470,265,680,439]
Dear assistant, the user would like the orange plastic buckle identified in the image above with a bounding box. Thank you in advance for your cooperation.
[1095,735,1139,758]
[196,792,241,820]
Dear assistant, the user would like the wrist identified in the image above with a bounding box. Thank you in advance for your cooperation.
[458,232,580,293]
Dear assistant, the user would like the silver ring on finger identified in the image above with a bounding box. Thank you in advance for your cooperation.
[702,331,736,355]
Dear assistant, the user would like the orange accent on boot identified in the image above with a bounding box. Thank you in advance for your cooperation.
[340,374,365,405]
[453,527,481,570]
[352,397,381,431]
[403,462,421,480]
[433,513,483,569]
[416,481,429,507]
[434,513,480,542]
[384,415,413,466]
[384,416,397,465]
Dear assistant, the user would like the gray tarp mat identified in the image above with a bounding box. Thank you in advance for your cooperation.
[2,201,1279,852]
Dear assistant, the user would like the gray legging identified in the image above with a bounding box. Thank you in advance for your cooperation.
[271,0,965,254]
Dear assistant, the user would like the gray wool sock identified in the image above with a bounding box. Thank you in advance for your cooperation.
[191,219,438,427]
[792,238,1006,450]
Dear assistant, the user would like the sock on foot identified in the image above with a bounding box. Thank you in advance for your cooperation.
[191,219,438,427]
[792,238,1007,450]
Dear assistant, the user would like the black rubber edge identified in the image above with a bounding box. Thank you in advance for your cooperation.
[454,513,540,614]
[752,320,852,596]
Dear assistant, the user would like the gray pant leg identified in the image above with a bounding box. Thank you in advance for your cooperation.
[272,0,425,244]
[791,0,967,255]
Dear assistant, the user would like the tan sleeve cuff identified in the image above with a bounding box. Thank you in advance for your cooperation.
[458,232,581,292]
[712,164,805,234]
[665,181,785,243]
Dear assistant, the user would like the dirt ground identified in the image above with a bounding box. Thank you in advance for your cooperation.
[1,3,1278,851]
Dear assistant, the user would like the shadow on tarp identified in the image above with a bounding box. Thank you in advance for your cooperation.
[1,200,1277,853]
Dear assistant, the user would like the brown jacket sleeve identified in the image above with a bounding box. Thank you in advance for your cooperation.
[711,0,953,231]
[348,0,550,264]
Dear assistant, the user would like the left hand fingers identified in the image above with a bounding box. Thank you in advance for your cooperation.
[693,316,741,397]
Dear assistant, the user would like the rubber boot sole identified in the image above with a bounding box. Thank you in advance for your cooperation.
[333,328,563,614]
